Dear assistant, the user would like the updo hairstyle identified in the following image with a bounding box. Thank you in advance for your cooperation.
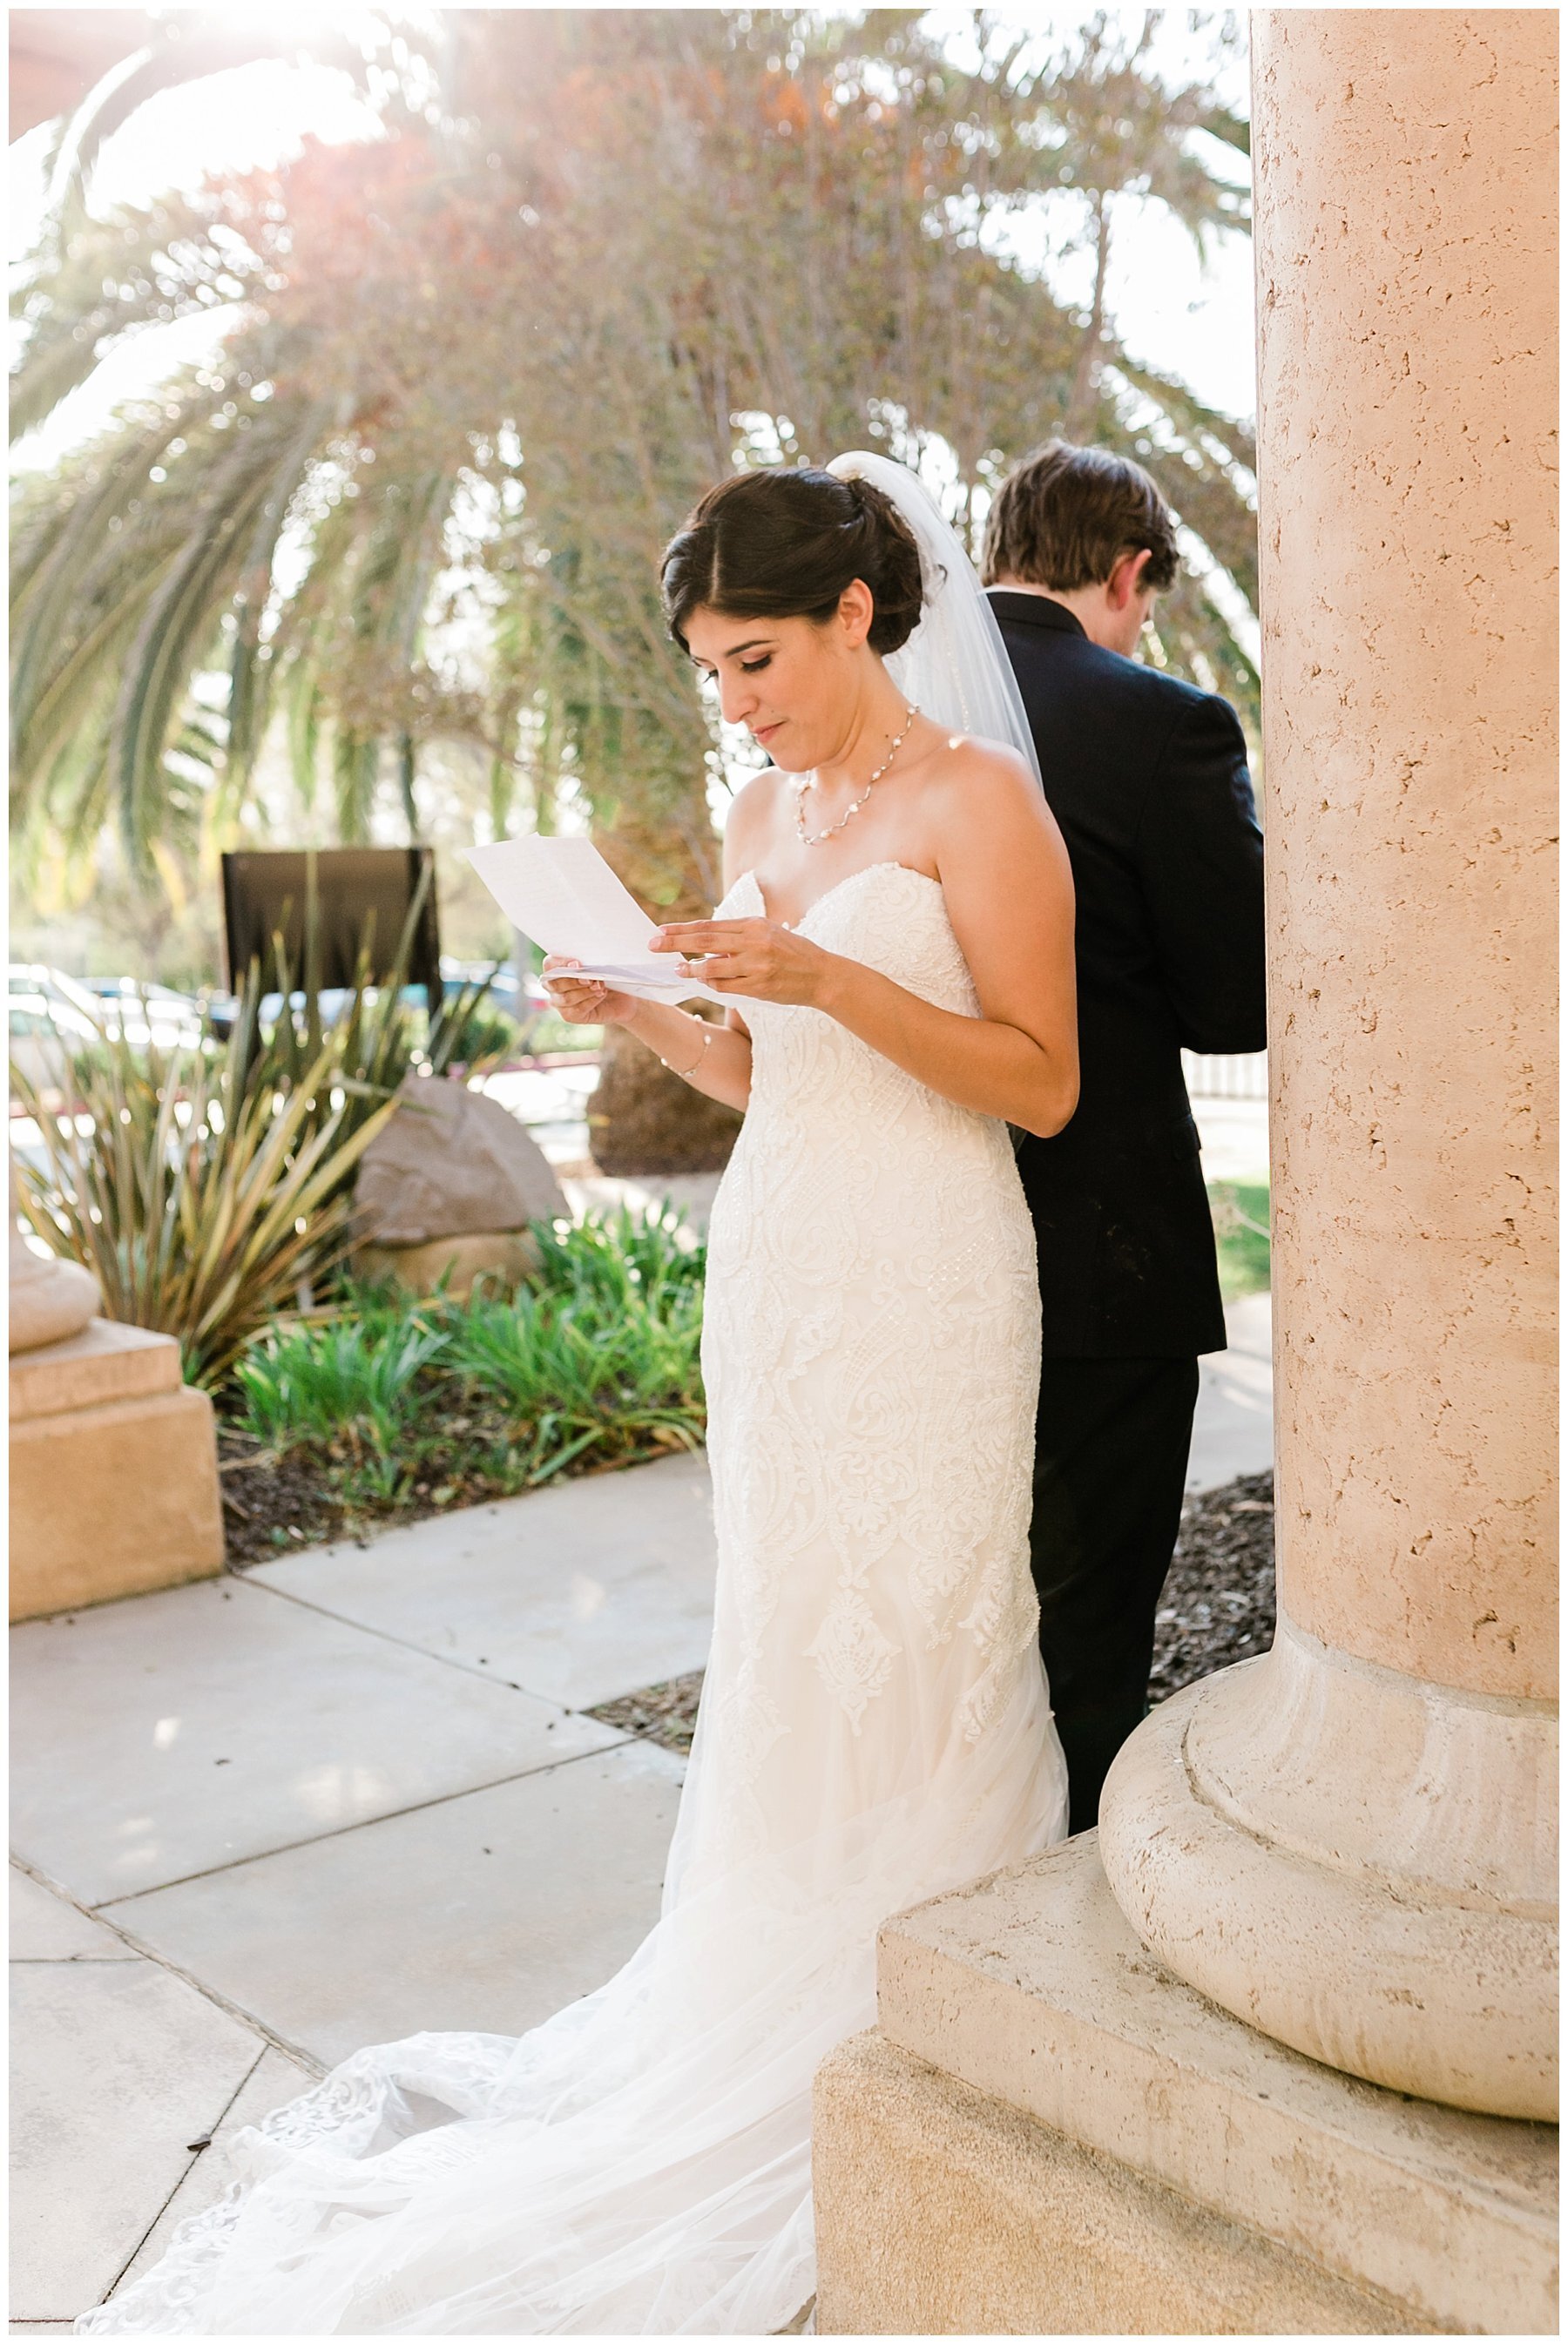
[660,466,924,658]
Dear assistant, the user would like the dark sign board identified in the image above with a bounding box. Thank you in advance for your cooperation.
[220,847,441,1002]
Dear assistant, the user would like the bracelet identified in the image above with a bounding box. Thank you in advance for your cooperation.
[659,1024,716,1082]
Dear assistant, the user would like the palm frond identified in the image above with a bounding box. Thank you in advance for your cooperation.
[49,20,372,221]
[10,193,266,443]
[11,8,1260,914]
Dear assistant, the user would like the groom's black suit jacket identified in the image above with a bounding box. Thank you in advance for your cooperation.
[989,591,1267,1359]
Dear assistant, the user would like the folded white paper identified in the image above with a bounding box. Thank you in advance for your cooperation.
[464,835,730,1006]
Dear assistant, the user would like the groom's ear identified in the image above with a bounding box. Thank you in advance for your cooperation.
[1106,547,1156,610]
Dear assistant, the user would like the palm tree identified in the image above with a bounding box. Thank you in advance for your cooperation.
[11,8,1258,1164]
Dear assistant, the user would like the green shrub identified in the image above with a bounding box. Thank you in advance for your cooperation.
[234,1309,449,1455]
[228,1206,707,1504]
[1209,1180,1271,1301]
[435,994,524,1069]
[531,1200,706,1308]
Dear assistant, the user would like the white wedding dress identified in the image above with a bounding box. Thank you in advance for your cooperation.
[78,858,1068,2336]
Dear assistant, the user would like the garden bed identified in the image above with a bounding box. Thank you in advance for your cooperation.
[219,1206,706,1563]
[218,1416,696,1563]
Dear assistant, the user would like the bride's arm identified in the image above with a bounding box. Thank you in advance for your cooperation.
[653,746,1078,1138]
[537,979,754,1115]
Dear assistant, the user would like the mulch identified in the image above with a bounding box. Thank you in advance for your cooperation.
[218,1430,367,1564]
[585,1671,706,1753]
[587,1471,1277,1757]
[1148,1468,1277,1704]
[216,1425,670,1565]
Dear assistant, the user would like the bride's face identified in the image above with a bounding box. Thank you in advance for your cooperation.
[684,585,875,773]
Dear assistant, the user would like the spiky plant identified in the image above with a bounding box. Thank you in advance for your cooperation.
[11,1014,397,1390]
[10,875,509,1385]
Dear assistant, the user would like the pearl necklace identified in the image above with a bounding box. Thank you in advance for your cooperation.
[792,703,917,848]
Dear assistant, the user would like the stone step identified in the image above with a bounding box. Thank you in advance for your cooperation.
[857,1833,1556,2334]
[10,1318,180,1423]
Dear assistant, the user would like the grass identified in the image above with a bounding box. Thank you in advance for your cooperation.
[226,1204,707,1534]
[1208,1180,1271,1302]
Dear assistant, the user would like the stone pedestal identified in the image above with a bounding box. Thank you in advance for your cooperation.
[813,1838,1556,2334]
[10,1320,225,1621]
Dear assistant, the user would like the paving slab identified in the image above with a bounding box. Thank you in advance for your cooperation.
[10,1575,618,1906]
[10,1957,265,2322]
[100,1740,687,2067]
[247,1449,718,1711]
[1190,1290,1274,1492]
[112,2045,320,2305]
[10,1868,138,1962]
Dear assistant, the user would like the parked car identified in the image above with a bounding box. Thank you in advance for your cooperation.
[76,976,206,1053]
[10,967,209,1101]
[207,978,460,1037]
[8,965,105,1092]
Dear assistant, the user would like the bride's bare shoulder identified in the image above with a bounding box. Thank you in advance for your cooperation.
[927,730,1040,809]
[926,732,1065,874]
[722,765,791,882]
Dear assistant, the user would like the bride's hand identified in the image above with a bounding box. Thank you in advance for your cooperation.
[541,956,641,1028]
[651,918,837,1007]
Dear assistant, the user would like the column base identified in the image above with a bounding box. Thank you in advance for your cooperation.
[816,2030,1420,2334]
[1098,1625,1557,2118]
[10,1321,225,1619]
[811,1834,1556,2335]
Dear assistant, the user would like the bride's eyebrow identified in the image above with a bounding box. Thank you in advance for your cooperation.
[691,636,774,672]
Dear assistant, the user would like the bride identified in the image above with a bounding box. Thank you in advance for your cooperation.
[79,454,1077,2336]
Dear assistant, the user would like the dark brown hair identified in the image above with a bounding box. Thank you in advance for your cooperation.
[660,466,923,657]
[981,441,1179,594]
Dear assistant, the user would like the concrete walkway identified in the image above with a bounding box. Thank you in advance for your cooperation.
[10,1303,1271,2332]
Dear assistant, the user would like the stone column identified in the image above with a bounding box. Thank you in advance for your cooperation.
[1098,9,1557,2122]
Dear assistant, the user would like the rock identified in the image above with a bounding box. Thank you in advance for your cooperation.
[356,1232,540,1300]
[355,1075,566,1246]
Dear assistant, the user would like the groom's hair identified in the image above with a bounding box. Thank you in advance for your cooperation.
[981,442,1179,594]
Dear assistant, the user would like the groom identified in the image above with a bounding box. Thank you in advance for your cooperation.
[983,441,1267,1835]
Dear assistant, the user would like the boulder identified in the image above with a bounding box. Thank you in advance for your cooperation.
[355,1074,566,1246]
[355,1231,540,1300]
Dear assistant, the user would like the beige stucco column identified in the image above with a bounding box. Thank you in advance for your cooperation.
[1098,10,1558,2121]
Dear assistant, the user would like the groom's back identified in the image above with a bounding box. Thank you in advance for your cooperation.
[988,589,1266,1359]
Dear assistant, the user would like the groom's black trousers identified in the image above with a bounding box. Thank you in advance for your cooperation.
[1029,1357,1200,1836]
